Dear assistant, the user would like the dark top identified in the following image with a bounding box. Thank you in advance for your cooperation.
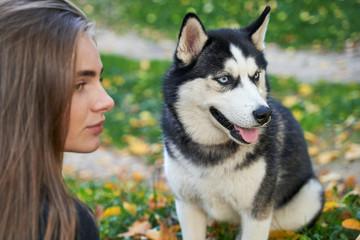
[75,200,100,240]
[40,198,100,240]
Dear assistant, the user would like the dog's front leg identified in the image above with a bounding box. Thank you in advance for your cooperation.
[237,211,273,240]
[176,200,207,240]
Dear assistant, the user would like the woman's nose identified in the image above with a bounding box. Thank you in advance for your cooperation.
[92,86,114,113]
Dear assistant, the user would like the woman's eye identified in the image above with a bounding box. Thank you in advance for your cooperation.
[217,76,229,84]
[75,81,85,90]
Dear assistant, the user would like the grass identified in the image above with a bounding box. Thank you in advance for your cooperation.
[72,0,360,51]
[64,53,360,239]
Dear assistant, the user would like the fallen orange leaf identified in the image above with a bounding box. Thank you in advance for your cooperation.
[159,220,179,240]
[342,218,360,231]
[344,175,356,189]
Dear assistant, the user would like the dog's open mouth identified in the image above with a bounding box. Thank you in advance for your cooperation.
[209,107,258,144]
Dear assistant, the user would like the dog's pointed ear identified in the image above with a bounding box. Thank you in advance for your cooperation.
[176,13,208,65]
[244,6,271,51]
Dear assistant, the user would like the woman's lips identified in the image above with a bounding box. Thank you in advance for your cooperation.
[87,120,105,134]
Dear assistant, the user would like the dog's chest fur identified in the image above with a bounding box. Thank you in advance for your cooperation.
[164,142,266,222]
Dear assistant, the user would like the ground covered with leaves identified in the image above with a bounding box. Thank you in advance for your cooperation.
[66,172,360,240]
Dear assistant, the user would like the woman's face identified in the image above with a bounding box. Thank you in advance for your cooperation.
[64,34,114,153]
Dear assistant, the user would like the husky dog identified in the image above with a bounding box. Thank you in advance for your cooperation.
[162,6,324,240]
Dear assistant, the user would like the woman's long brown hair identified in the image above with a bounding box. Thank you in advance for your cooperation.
[0,1,94,239]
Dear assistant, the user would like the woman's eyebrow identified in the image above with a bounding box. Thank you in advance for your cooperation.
[76,68,103,77]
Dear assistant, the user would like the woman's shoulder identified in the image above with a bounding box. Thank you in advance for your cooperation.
[73,198,100,240]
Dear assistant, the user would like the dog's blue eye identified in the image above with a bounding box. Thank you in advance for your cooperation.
[217,76,229,84]
[253,72,260,81]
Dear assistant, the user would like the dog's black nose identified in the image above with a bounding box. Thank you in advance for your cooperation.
[253,106,272,125]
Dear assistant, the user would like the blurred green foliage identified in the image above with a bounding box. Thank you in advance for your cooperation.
[100,55,170,151]
[73,0,360,51]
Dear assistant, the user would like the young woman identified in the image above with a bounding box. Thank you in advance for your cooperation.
[0,1,114,239]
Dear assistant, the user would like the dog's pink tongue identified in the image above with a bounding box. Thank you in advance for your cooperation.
[234,126,259,143]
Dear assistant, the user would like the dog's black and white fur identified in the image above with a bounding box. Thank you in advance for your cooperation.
[162,7,324,240]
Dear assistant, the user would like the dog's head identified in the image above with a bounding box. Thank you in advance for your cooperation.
[164,7,272,146]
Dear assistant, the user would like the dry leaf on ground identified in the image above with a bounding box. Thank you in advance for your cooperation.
[342,218,360,231]
[316,150,339,165]
[269,230,301,240]
[345,144,360,162]
[99,206,121,219]
[117,216,152,238]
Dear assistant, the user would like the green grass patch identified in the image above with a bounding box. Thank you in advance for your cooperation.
[73,0,360,51]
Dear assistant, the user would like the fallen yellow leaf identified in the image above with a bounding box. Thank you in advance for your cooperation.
[123,201,137,215]
[140,59,150,70]
[132,171,146,181]
[316,150,339,165]
[104,182,117,191]
[354,120,360,131]
[114,76,125,85]
[323,201,344,212]
[325,189,336,201]
[101,77,112,88]
[154,181,170,192]
[308,145,320,156]
[292,110,303,121]
[99,206,121,219]
[269,230,301,240]
[342,218,360,231]
[345,144,360,162]
[304,131,319,144]
[336,131,349,143]
[62,165,75,174]
[282,95,300,108]
[298,83,313,96]
[124,135,151,155]
[148,193,170,210]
